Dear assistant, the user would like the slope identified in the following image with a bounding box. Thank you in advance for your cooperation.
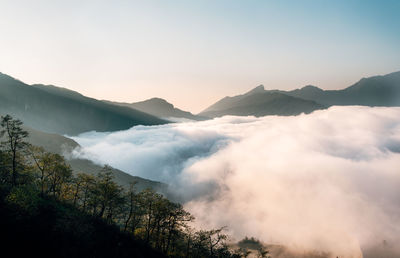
[200,71,400,118]
[107,98,207,121]
[199,85,324,118]
[285,71,400,106]
[25,126,167,193]
[0,72,167,135]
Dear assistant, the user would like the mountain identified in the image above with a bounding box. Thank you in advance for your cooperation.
[285,71,400,106]
[106,98,207,121]
[199,85,325,118]
[0,73,167,135]
[200,71,400,118]
[25,126,167,193]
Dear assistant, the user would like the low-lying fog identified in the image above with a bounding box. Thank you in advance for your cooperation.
[70,106,400,258]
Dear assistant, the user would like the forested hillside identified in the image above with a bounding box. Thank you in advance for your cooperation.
[0,114,260,258]
[25,125,166,192]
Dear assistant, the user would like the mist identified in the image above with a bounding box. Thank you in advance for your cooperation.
[70,106,400,257]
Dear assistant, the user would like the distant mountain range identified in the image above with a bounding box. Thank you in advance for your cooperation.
[0,73,167,135]
[2,70,400,129]
[1,70,399,198]
[199,71,400,118]
[199,85,325,117]
[105,98,207,121]
[0,72,202,196]
[283,71,400,106]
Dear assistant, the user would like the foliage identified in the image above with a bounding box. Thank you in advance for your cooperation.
[5,184,41,214]
[238,236,264,250]
[0,115,29,185]
[0,114,256,257]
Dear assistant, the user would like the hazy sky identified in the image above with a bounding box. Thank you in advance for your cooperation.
[1,0,399,112]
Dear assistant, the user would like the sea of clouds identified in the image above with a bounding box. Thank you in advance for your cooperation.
[70,106,400,258]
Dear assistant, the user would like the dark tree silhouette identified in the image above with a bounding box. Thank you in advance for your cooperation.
[1,114,29,186]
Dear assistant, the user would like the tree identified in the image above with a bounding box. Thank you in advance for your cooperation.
[138,188,164,245]
[257,247,271,258]
[190,227,229,257]
[234,248,251,258]
[163,202,194,254]
[0,148,11,184]
[0,116,244,257]
[47,154,72,198]
[30,146,52,196]
[30,146,72,198]
[75,173,96,212]
[91,165,124,222]
[122,182,143,235]
[0,115,29,186]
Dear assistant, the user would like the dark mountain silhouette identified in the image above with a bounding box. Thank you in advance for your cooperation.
[200,71,400,118]
[284,71,400,106]
[199,85,325,118]
[106,98,207,121]
[0,73,167,135]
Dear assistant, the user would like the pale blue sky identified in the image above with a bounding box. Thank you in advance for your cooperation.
[0,0,399,112]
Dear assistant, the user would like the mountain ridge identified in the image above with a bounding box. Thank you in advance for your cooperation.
[199,70,400,117]
[0,73,168,135]
[105,98,207,121]
[200,91,325,118]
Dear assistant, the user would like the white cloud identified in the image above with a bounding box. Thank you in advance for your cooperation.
[71,106,400,257]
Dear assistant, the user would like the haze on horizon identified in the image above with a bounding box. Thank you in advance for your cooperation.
[0,0,399,113]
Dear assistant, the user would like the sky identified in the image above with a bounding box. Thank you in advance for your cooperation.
[0,0,399,113]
